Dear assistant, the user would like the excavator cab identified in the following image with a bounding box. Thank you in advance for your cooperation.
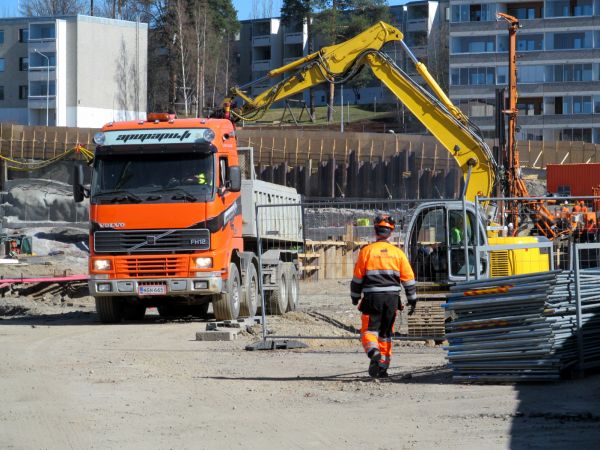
[405,201,488,284]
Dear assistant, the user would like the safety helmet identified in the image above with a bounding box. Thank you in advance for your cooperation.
[374,214,395,237]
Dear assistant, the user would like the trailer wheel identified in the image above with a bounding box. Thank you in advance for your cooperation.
[213,263,241,321]
[285,263,299,311]
[267,264,288,315]
[95,297,124,323]
[240,263,259,317]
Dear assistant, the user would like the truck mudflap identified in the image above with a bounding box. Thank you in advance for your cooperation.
[89,273,223,297]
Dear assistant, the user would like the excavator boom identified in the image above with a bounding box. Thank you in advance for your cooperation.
[225,21,498,201]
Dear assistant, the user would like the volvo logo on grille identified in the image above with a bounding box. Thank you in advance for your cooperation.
[147,235,158,245]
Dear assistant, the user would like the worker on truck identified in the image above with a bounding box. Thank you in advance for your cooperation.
[350,215,418,378]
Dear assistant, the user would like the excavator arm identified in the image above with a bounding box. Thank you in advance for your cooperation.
[225,21,498,201]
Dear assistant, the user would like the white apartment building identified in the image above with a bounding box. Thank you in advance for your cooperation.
[449,0,600,143]
[0,14,147,128]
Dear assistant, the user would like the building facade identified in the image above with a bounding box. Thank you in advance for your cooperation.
[0,15,147,128]
[449,0,600,143]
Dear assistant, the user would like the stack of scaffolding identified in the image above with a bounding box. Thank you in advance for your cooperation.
[546,269,600,372]
[444,269,600,382]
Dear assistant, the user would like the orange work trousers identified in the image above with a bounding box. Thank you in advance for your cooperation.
[359,292,398,368]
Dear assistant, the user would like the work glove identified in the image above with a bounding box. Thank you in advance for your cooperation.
[352,297,359,306]
[397,297,404,311]
[407,298,417,316]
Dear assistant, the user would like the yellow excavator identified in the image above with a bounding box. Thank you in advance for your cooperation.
[222,21,549,285]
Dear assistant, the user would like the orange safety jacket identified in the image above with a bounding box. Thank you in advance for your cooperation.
[351,239,416,302]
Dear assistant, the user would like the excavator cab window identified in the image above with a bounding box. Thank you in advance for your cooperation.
[408,206,449,282]
[408,205,488,282]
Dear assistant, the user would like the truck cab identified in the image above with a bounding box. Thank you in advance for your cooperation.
[74,114,300,323]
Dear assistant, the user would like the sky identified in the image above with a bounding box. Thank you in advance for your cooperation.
[0,0,409,19]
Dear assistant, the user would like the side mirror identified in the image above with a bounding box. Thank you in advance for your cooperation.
[229,166,241,192]
[73,164,85,203]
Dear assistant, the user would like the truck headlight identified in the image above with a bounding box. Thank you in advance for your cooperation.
[93,132,105,145]
[195,257,212,268]
[93,259,112,271]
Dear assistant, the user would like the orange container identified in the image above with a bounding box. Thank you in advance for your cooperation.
[546,163,600,196]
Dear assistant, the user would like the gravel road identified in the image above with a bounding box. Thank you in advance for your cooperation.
[1,287,600,449]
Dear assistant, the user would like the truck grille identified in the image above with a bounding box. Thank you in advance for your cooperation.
[115,256,188,278]
[94,229,210,254]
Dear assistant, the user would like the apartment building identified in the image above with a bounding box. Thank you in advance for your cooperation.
[0,15,147,128]
[449,0,600,143]
[236,17,308,99]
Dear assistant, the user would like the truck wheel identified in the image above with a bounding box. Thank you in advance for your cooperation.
[95,297,124,323]
[213,263,241,321]
[240,263,259,317]
[267,264,288,315]
[285,263,299,312]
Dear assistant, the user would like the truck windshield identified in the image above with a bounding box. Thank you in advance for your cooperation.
[91,152,213,203]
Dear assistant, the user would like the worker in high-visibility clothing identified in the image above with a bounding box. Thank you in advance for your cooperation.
[350,214,418,378]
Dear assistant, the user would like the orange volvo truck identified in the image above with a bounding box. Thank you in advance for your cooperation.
[73,114,301,323]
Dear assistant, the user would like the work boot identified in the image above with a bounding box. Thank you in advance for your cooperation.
[368,359,380,378]
[378,366,389,378]
[367,349,382,378]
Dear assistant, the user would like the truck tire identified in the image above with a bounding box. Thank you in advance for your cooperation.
[240,263,259,317]
[213,263,241,321]
[95,296,124,323]
[267,264,288,315]
[284,263,299,312]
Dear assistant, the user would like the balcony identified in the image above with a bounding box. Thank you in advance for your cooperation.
[284,32,304,45]
[28,67,56,82]
[28,96,56,109]
[253,35,271,46]
[252,60,272,71]
[29,23,56,43]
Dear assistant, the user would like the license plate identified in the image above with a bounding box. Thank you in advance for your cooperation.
[138,285,167,295]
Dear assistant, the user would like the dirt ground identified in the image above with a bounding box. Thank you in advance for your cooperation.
[1,275,600,450]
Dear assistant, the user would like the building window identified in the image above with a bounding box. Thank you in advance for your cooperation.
[560,128,592,142]
[573,96,593,114]
[451,67,495,86]
[19,28,28,43]
[456,99,494,117]
[407,4,429,20]
[450,4,494,22]
[517,97,543,115]
[19,57,28,71]
[550,63,593,82]
[546,0,593,17]
[451,36,495,53]
[517,34,544,51]
[0,30,4,44]
[551,31,592,50]
[19,85,28,100]
[507,2,544,19]
[518,65,546,83]
[0,86,4,100]
[0,58,4,72]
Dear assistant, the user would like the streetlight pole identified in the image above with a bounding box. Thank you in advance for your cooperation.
[34,49,49,126]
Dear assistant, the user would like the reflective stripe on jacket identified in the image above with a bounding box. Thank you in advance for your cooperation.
[350,240,416,301]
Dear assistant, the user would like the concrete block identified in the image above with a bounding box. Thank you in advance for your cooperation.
[196,329,240,341]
